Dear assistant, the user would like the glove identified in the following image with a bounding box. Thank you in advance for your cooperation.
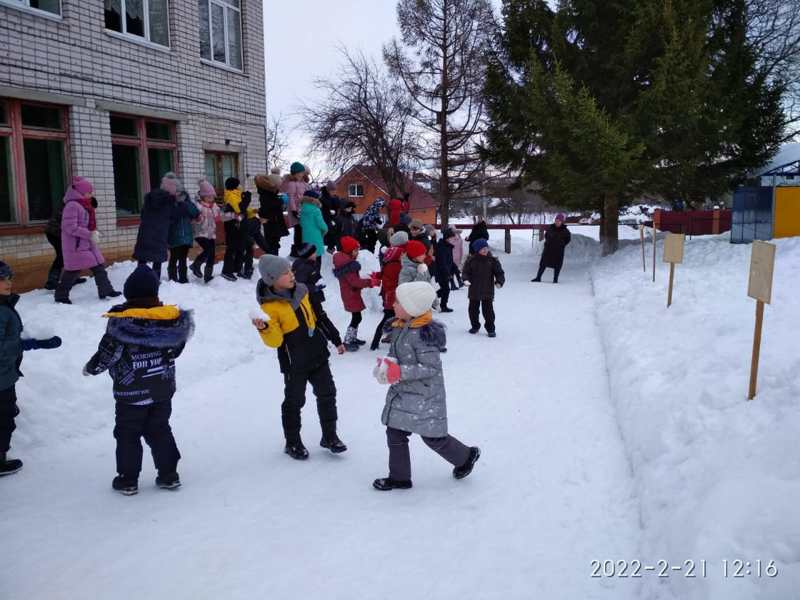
[369,274,381,287]
[417,263,428,274]
[21,336,62,351]
[373,357,401,385]
[463,280,471,286]
[91,230,100,245]
[495,283,503,289]
[82,365,91,376]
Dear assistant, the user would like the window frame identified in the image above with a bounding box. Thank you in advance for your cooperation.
[0,0,62,20]
[199,0,244,72]
[104,0,171,49]
[0,98,70,229]
[348,183,364,198]
[110,113,178,220]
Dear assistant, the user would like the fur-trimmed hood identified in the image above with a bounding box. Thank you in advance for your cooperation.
[332,251,362,279]
[301,195,322,208]
[104,305,194,348]
[256,281,309,310]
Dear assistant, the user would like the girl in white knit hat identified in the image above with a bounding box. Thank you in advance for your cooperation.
[372,281,480,490]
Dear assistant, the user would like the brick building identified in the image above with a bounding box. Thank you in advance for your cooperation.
[0,0,266,290]
[334,165,439,225]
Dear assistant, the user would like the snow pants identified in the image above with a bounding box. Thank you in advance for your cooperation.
[191,237,216,281]
[386,427,470,482]
[0,386,18,453]
[168,245,190,283]
[468,297,495,333]
[55,264,115,302]
[45,232,63,289]
[114,399,180,478]
[222,220,246,276]
[281,362,338,443]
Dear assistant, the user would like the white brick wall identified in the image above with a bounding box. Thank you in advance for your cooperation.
[0,0,267,266]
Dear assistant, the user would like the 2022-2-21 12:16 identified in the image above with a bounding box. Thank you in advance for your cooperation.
[590,559,779,578]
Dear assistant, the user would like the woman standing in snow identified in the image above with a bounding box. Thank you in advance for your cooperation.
[532,213,571,284]
[133,173,181,279]
[281,162,309,257]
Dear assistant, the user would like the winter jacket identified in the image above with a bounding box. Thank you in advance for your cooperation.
[168,196,200,248]
[257,189,289,239]
[133,189,176,263]
[45,204,63,237]
[319,189,340,228]
[332,251,374,313]
[434,239,454,284]
[281,179,308,227]
[336,212,357,238]
[292,257,325,301]
[61,194,105,271]
[378,247,403,310]
[398,255,432,285]
[448,231,465,267]
[462,253,505,300]
[85,304,194,405]
[193,200,221,240]
[0,294,23,390]
[381,315,448,438]
[360,197,386,230]
[299,197,328,256]
[540,224,571,269]
[388,198,404,226]
[466,221,490,246]
[221,189,244,222]
[255,282,342,374]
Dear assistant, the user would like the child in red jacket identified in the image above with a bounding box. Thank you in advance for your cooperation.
[369,230,407,350]
[332,236,379,352]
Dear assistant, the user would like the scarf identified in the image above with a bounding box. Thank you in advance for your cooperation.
[391,311,433,329]
[78,197,97,231]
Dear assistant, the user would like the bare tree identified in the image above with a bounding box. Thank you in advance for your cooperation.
[384,0,495,227]
[302,49,420,197]
[265,115,288,171]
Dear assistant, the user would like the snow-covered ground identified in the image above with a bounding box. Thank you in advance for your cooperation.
[2,226,797,600]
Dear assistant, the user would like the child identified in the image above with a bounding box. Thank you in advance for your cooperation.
[434,228,456,312]
[256,170,289,256]
[84,265,194,495]
[292,243,326,303]
[372,281,480,490]
[332,236,380,352]
[398,240,431,285]
[252,255,346,460]
[190,180,221,283]
[299,190,328,269]
[0,262,62,476]
[448,228,465,290]
[133,172,181,279]
[221,177,251,281]
[167,189,200,283]
[240,206,272,280]
[281,162,309,257]
[462,239,505,338]
[335,202,358,239]
[369,230,407,350]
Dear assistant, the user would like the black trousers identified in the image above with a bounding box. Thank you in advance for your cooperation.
[0,386,19,454]
[349,311,363,329]
[45,232,64,288]
[535,262,562,282]
[281,362,338,443]
[241,225,270,276]
[55,264,115,301]
[291,224,303,256]
[468,297,496,333]
[192,237,216,281]
[386,427,470,482]
[370,309,395,350]
[262,228,282,256]
[223,220,245,275]
[436,276,450,309]
[167,245,190,282]
[450,265,463,289]
[114,400,180,478]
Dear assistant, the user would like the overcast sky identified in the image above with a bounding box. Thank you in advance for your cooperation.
[263,1,502,175]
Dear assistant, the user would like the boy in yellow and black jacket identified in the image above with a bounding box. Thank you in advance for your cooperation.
[251,255,346,460]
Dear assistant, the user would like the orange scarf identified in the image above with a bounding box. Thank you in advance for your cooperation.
[391,311,433,329]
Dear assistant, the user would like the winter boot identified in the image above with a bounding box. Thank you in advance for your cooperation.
[344,327,360,352]
[468,326,479,334]
[0,452,23,476]
[354,327,367,346]
[440,306,454,313]
[221,272,238,282]
[372,478,413,491]
[284,440,309,460]
[112,475,139,496]
[487,332,497,338]
[155,472,181,490]
[190,262,203,279]
[99,291,122,300]
[453,447,481,480]
[238,269,253,280]
[320,434,348,454]
[531,277,542,282]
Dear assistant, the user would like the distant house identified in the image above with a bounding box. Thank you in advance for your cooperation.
[334,166,439,224]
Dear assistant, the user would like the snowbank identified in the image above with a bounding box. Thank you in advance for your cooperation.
[591,234,800,600]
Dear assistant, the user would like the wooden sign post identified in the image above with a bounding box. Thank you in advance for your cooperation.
[663,233,685,308]
[747,241,776,400]
[639,224,646,272]
[652,225,657,282]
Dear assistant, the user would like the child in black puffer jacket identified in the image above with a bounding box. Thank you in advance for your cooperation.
[84,265,194,496]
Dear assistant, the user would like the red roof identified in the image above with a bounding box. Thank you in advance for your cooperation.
[335,165,439,211]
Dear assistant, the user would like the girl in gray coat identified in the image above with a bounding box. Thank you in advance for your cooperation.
[372,281,480,490]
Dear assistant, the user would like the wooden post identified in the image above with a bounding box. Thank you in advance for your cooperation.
[505,227,511,254]
[639,224,646,272]
[748,300,765,400]
[667,263,675,307]
[663,233,685,307]
[652,226,656,282]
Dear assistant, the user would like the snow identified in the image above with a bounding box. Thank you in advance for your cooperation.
[2,226,797,599]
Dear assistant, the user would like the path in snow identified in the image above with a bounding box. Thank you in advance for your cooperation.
[1,234,641,600]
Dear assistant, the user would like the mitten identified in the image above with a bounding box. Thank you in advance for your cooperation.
[91,230,101,245]
[495,283,502,289]
[417,263,428,274]
[82,365,91,376]
[463,280,471,286]
[383,358,401,384]
[369,274,381,287]
[38,336,62,350]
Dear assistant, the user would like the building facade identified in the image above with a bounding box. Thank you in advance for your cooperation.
[0,0,266,290]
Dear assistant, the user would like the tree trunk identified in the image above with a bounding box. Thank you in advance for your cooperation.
[440,118,449,228]
[600,194,619,256]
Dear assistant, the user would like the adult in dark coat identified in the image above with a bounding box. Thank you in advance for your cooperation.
[465,219,490,254]
[256,173,289,256]
[133,174,180,279]
[434,230,456,312]
[320,183,341,253]
[532,213,571,283]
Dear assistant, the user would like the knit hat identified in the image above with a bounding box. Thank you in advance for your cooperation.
[0,261,13,280]
[224,177,240,190]
[443,227,457,240]
[555,213,566,222]
[390,231,409,247]
[340,236,360,254]
[290,162,306,175]
[71,176,93,197]
[409,219,424,230]
[258,254,292,286]
[198,180,216,198]
[471,239,489,253]
[395,282,437,317]
[123,264,160,301]
[297,243,317,259]
[405,239,427,259]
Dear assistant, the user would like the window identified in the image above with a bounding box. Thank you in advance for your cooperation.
[0,0,61,17]
[348,183,364,198]
[104,0,170,47]
[0,98,68,225]
[204,151,239,198]
[199,0,243,70]
[110,114,177,216]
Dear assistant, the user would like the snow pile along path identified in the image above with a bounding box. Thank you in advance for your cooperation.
[592,234,800,600]
[1,234,640,600]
